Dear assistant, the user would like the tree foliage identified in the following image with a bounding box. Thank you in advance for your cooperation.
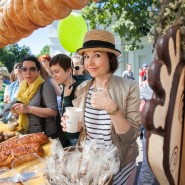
[82,0,154,50]
[82,0,185,51]
[38,45,50,57]
[0,44,31,72]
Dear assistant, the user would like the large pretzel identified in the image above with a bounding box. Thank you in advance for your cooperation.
[0,0,98,47]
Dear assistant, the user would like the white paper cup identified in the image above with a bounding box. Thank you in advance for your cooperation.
[65,107,82,133]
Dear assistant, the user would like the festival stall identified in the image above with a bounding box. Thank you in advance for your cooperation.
[0,1,119,184]
[0,122,118,184]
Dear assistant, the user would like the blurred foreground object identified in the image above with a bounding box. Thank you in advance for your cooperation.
[143,25,185,185]
[0,0,96,47]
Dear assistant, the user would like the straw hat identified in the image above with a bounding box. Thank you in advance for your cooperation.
[76,29,121,57]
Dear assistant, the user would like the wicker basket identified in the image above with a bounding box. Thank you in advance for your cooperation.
[64,146,113,185]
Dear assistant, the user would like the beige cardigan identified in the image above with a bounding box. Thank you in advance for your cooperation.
[72,75,141,168]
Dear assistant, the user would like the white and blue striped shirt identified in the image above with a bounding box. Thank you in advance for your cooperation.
[84,86,136,185]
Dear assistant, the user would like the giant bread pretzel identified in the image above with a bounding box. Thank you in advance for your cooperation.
[143,26,185,184]
[0,0,98,48]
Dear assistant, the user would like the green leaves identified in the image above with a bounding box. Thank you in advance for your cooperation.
[38,45,50,56]
[82,0,153,50]
[0,44,31,72]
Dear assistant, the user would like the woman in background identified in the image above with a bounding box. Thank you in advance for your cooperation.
[2,62,23,123]
[4,62,23,103]
[50,53,88,146]
[12,56,58,137]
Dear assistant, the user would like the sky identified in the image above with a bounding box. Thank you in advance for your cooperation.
[18,25,50,55]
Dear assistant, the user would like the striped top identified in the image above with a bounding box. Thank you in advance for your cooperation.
[84,86,136,185]
[84,86,112,148]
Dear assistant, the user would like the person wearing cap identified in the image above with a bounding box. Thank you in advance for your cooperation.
[61,29,141,184]
[137,68,156,185]
[139,64,149,83]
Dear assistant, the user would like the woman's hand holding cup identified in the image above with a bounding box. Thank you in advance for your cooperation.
[61,108,82,133]
[61,114,67,132]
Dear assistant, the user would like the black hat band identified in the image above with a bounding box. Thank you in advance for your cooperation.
[83,40,116,50]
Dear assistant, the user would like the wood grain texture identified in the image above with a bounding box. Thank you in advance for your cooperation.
[143,26,185,185]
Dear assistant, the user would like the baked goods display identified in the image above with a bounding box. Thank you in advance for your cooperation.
[0,0,99,48]
[0,132,49,168]
[0,143,44,168]
[0,132,48,152]
[0,132,18,143]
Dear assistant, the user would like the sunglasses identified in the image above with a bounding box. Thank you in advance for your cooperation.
[14,65,22,69]
[21,67,38,72]
[73,66,81,70]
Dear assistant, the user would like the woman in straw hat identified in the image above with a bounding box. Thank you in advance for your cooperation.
[61,29,141,184]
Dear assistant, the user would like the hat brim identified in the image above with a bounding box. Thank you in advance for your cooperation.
[76,47,121,57]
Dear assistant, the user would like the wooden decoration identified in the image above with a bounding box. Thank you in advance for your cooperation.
[142,26,185,185]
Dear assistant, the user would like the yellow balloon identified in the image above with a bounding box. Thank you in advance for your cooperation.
[57,12,88,52]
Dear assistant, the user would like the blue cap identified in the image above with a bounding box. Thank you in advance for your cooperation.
[142,64,148,68]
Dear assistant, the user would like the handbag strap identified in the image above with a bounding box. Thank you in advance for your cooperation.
[40,82,45,106]
[39,82,45,131]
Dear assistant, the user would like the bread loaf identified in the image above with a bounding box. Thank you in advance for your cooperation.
[0,132,49,152]
[0,143,44,168]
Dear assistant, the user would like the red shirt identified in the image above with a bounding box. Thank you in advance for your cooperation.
[139,69,146,77]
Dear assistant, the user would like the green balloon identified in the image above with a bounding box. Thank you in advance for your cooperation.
[57,12,88,53]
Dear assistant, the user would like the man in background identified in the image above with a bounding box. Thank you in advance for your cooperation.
[122,63,135,80]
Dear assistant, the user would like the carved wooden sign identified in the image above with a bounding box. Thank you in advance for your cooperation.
[142,26,185,185]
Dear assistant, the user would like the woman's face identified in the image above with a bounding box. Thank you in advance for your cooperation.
[22,61,40,84]
[83,51,110,78]
[50,63,71,85]
[14,64,22,76]
[73,61,84,75]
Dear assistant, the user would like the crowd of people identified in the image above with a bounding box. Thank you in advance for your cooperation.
[0,29,157,185]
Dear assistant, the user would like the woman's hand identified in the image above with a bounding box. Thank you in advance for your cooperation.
[12,103,31,114]
[64,84,73,97]
[61,115,67,132]
[61,113,82,132]
[91,80,117,112]
[4,95,10,104]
